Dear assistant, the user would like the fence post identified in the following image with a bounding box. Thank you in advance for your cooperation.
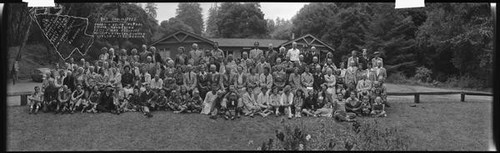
[414,94,420,103]
[21,95,28,106]
[461,92,465,102]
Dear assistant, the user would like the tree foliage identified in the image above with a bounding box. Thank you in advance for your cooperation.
[205,5,220,38]
[175,3,204,35]
[216,2,268,38]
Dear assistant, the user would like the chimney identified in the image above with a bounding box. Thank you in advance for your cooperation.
[291,33,295,40]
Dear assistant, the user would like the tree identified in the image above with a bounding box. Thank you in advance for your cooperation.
[205,5,220,38]
[270,17,293,40]
[145,3,158,19]
[176,3,204,35]
[415,3,493,83]
[152,18,195,41]
[216,2,268,38]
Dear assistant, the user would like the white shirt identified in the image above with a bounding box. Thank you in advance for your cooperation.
[287,48,301,62]
[280,92,294,106]
[150,78,163,89]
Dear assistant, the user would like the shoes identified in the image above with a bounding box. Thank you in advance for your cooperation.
[296,114,302,118]
[224,116,229,120]
[250,114,254,118]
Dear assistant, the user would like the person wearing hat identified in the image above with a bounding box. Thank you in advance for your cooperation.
[371,50,384,68]
[280,85,294,119]
[347,50,359,68]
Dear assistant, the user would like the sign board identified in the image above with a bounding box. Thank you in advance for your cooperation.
[32,13,94,60]
[93,17,145,39]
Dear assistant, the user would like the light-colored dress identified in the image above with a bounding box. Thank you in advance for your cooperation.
[201,91,218,115]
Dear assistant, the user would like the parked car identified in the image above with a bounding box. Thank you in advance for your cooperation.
[31,68,52,82]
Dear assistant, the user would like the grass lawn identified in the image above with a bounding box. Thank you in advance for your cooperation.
[7,96,492,151]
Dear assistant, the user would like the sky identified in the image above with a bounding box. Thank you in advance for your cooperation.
[147,2,309,25]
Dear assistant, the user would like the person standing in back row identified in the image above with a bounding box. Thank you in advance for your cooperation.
[249,42,263,62]
[287,42,301,63]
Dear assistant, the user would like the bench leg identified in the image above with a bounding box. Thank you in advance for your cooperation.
[414,94,420,103]
[21,95,28,106]
[461,93,465,102]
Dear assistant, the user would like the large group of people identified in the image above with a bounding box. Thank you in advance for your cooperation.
[27,41,389,121]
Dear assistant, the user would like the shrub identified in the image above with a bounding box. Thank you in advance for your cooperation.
[444,75,486,89]
[261,119,409,151]
[386,72,410,84]
[414,66,432,83]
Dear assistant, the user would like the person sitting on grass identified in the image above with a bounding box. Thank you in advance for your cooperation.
[154,89,169,111]
[186,89,203,113]
[209,90,227,120]
[42,79,58,113]
[371,96,387,117]
[69,84,85,114]
[139,84,155,117]
[28,86,43,114]
[56,85,71,114]
[359,91,372,116]
[345,91,362,116]
[241,87,261,117]
[113,86,127,114]
[302,90,318,117]
[167,90,182,112]
[256,86,273,117]
[269,86,282,116]
[84,86,100,113]
[371,81,389,107]
[96,86,117,114]
[221,85,242,120]
[280,85,294,119]
[173,86,191,114]
[201,83,219,115]
[293,89,305,118]
[312,96,333,117]
[333,93,356,122]
[127,87,142,112]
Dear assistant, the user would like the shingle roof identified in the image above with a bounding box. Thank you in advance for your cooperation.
[209,38,288,48]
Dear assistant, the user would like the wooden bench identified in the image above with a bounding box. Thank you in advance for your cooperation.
[7,91,34,106]
[387,91,493,103]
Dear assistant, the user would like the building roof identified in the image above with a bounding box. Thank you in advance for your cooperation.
[150,30,215,46]
[281,34,335,52]
[209,38,288,48]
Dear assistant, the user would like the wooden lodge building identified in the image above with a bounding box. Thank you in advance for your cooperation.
[150,30,335,62]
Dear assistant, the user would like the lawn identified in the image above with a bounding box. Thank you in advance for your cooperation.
[7,96,492,151]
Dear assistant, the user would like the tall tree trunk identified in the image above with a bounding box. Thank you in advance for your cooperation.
[13,14,32,64]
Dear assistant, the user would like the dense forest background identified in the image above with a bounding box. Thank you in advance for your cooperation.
[6,3,494,89]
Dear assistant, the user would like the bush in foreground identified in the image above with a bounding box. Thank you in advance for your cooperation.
[260,119,409,151]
